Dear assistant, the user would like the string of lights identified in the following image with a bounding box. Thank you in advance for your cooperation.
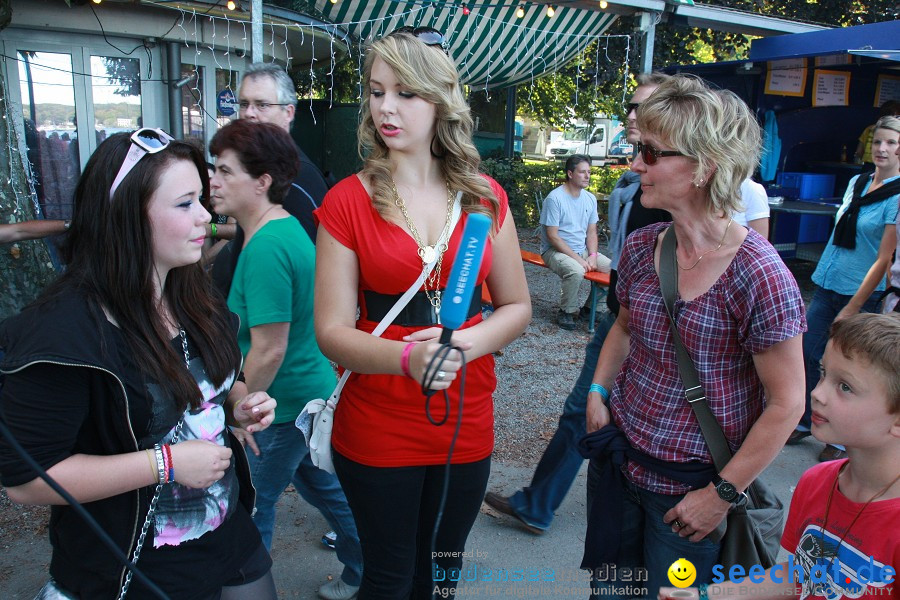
[8,1,633,135]
[1,54,43,221]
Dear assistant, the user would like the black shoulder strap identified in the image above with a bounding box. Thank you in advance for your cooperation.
[853,172,869,199]
[658,226,734,472]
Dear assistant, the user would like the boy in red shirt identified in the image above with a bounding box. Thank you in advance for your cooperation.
[659,312,900,600]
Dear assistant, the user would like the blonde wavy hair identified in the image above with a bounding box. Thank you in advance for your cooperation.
[637,75,761,216]
[357,32,499,227]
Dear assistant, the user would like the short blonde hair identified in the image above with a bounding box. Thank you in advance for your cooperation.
[357,33,498,226]
[829,313,900,414]
[637,75,761,216]
[873,115,900,138]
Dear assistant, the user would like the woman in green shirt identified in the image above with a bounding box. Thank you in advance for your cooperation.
[209,120,363,600]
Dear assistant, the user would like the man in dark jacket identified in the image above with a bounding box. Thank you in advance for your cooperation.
[210,63,330,297]
[484,73,672,533]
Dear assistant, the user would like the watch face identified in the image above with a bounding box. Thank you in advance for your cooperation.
[717,481,738,502]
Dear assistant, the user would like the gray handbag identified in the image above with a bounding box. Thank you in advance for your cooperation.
[658,225,784,570]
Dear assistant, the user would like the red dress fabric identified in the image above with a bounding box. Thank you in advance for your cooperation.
[315,174,508,467]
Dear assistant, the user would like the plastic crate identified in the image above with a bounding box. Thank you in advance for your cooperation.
[776,172,835,200]
[772,213,834,259]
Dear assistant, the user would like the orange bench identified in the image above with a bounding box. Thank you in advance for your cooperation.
[520,249,610,333]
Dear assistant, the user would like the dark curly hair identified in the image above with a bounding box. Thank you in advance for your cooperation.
[209,119,301,203]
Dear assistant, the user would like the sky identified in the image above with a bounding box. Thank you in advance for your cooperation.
[17,51,142,107]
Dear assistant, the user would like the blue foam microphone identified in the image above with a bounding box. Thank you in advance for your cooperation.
[439,213,491,345]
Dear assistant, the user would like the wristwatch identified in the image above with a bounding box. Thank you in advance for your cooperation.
[712,474,747,504]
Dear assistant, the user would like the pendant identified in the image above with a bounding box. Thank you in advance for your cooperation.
[435,297,441,325]
[420,245,436,264]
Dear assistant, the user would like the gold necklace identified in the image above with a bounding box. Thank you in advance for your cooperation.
[677,218,733,271]
[820,463,900,562]
[392,181,455,318]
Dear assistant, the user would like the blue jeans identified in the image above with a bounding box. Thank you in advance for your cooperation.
[245,421,362,586]
[799,286,880,433]
[508,312,614,530]
[587,462,720,600]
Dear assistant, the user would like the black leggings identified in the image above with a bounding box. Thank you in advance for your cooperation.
[333,451,491,600]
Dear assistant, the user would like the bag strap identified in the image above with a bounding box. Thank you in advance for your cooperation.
[658,226,733,473]
[330,193,463,401]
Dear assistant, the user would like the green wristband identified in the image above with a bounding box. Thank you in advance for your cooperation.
[210,223,217,239]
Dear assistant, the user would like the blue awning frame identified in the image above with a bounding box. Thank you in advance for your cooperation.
[749,20,900,62]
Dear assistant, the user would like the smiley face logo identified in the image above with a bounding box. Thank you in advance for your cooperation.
[667,558,697,587]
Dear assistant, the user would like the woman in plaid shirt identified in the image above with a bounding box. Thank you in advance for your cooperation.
[583,75,807,596]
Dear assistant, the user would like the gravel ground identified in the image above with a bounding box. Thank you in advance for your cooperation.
[0,227,819,592]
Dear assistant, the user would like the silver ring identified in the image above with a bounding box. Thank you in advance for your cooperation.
[436,370,447,382]
[673,520,684,529]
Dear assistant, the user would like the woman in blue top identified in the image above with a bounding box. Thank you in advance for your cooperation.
[789,115,900,461]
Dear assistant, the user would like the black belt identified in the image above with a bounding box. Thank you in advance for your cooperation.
[363,285,483,327]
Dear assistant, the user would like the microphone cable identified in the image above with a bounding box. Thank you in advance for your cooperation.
[0,416,170,599]
[420,342,467,599]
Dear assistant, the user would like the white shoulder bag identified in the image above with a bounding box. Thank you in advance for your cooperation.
[296,194,461,473]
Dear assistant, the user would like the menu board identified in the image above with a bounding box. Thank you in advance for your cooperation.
[813,69,850,107]
[875,74,900,107]
[765,58,807,97]
[814,55,852,67]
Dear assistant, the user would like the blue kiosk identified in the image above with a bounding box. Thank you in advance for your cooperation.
[665,20,900,260]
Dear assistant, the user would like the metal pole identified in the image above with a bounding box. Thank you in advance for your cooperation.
[251,0,263,63]
[167,42,184,139]
[636,12,656,74]
[504,85,517,158]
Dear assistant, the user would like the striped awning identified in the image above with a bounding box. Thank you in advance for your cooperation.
[314,2,620,88]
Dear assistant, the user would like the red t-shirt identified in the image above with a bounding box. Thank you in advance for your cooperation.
[781,460,900,599]
[315,174,508,467]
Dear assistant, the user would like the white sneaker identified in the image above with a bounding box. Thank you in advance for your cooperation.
[317,579,359,600]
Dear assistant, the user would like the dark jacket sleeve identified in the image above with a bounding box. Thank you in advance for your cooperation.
[0,362,92,487]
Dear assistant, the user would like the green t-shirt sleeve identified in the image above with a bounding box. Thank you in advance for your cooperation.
[239,231,300,328]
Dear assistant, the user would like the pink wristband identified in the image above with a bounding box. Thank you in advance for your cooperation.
[589,252,598,257]
[400,342,416,378]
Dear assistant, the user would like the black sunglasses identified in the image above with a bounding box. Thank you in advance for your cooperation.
[636,141,683,166]
[389,26,448,52]
[626,102,640,114]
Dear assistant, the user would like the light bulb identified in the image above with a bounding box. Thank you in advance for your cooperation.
[226,0,236,9]
[517,5,525,17]
[462,5,470,15]
[600,0,608,7]
[546,5,555,17]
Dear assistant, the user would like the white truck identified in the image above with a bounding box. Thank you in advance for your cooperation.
[545,118,632,166]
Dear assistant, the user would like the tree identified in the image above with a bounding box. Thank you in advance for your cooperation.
[0,0,58,320]
[516,37,635,128]
[102,56,142,99]
[518,0,897,127]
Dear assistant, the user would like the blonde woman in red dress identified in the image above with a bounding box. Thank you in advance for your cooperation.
[314,29,531,600]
